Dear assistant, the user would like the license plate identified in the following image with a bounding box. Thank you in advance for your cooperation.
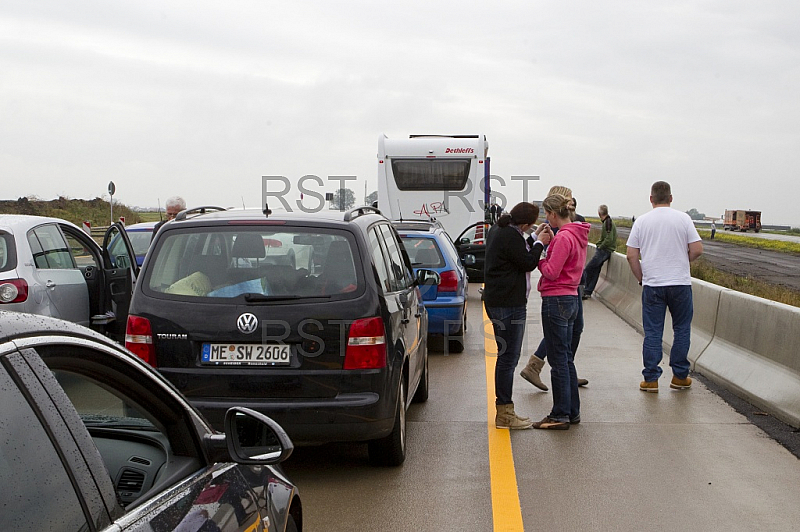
[201,343,291,365]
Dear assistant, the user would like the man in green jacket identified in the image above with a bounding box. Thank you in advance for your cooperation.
[582,204,617,299]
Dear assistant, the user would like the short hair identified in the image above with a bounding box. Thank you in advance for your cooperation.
[650,182,671,204]
[165,196,187,210]
[542,194,571,219]
[598,204,609,217]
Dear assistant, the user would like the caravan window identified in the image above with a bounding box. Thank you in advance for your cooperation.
[391,159,471,191]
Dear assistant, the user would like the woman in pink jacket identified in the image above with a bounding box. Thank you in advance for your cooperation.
[532,194,590,430]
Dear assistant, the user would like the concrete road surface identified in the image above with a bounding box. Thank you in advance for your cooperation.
[283,276,800,531]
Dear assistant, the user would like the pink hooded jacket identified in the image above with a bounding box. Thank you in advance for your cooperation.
[537,221,591,297]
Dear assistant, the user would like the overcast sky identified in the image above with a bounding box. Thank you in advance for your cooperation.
[2,1,799,226]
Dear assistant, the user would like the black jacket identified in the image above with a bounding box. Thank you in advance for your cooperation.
[482,224,544,307]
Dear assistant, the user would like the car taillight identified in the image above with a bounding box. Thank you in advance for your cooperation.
[0,279,28,304]
[344,317,386,369]
[439,270,459,293]
[474,223,487,245]
[126,315,156,366]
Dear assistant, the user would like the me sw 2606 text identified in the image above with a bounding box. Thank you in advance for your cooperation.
[201,343,291,365]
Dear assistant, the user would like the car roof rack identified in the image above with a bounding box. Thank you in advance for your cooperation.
[343,205,382,222]
[174,206,228,221]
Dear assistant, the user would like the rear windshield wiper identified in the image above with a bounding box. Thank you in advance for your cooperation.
[243,293,331,302]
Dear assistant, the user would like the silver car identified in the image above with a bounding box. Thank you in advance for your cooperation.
[0,214,138,342]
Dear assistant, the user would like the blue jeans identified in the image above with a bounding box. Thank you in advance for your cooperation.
[641,285,693,381]
[534,296,583,362]
[541,296,580,422]
[486,306,527,405]
[582,248,611,296]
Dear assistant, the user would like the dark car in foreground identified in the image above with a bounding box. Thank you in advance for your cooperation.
[126,205,434,466]
[0,310,302,532]
[394,220,469,353]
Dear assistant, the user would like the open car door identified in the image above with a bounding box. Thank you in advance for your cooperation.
[454,222,488,282]
[100,223,139,342]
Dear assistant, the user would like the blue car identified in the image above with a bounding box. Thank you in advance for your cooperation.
[395,220,469,353]
[107,221,157,267]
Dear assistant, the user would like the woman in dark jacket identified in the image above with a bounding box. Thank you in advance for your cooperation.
[483,202,551,429]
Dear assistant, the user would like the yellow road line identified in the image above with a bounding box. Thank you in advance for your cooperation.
[484,303,525,531]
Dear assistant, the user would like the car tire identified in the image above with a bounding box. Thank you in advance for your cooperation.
[412,350,429,403]
[286,514,298,532]
[368,378,406,467]
[447,311,466,354]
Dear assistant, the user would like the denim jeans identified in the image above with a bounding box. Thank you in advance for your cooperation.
[541,296,580,422]
[641,285,693,381]
[485,306,527,405]
[534,296,583,362]
[583,248,611,296]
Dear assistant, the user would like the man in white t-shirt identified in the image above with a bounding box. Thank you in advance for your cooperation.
[626,181,703,393]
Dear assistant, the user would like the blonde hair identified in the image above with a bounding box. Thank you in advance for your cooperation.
[547,185,572,199]
[547,186,576,220]
[542,194,572,219]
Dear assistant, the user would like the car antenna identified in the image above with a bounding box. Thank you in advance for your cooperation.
[241,196,245,209]
[397,200,404,222]
[263,200,272,217]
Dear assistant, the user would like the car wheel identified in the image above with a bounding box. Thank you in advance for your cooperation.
[448,310,466,354]
[412,349,429,403]
[285,514,298,532]
[368,378,406,467]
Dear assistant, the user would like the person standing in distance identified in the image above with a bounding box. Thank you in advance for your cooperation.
[710,220,717,240]
[153,196,187,240]
[626,181,703,392]
[484,202,551,429]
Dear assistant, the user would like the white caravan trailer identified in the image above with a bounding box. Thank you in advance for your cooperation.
[377,134,491,238]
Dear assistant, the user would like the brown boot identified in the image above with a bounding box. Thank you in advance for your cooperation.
[495,404,533,429]
[520,355,548,391]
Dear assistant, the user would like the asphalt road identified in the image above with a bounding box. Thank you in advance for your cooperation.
[614,226,800,292]
[279,284,800,531]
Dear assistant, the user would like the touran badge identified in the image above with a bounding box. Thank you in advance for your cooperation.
[237,313,258,334]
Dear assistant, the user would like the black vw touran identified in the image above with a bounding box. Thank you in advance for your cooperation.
[126,206,433,466]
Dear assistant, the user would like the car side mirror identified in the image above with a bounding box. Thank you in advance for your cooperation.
[459,237,470,245]
[416,269,441,286]
[222,407,294,464]
[462,254,476,266]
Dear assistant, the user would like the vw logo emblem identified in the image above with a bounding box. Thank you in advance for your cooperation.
[237,313,258,334]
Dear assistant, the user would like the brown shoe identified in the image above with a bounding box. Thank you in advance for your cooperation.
[639,380,659,393]
[532,416,570,430]
[520,355,548,391]
[495,404,533,429]
[577,378,588,387]
[670,376,692,390]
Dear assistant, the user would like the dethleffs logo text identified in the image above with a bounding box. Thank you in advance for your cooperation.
[444,147,474,154]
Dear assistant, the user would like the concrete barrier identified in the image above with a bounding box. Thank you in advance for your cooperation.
[694,291,800,427]
[590,245,800,428]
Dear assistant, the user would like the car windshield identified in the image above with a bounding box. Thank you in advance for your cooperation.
[145,227,361,299]
[127,229,154,258]
[400,237,445,268]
